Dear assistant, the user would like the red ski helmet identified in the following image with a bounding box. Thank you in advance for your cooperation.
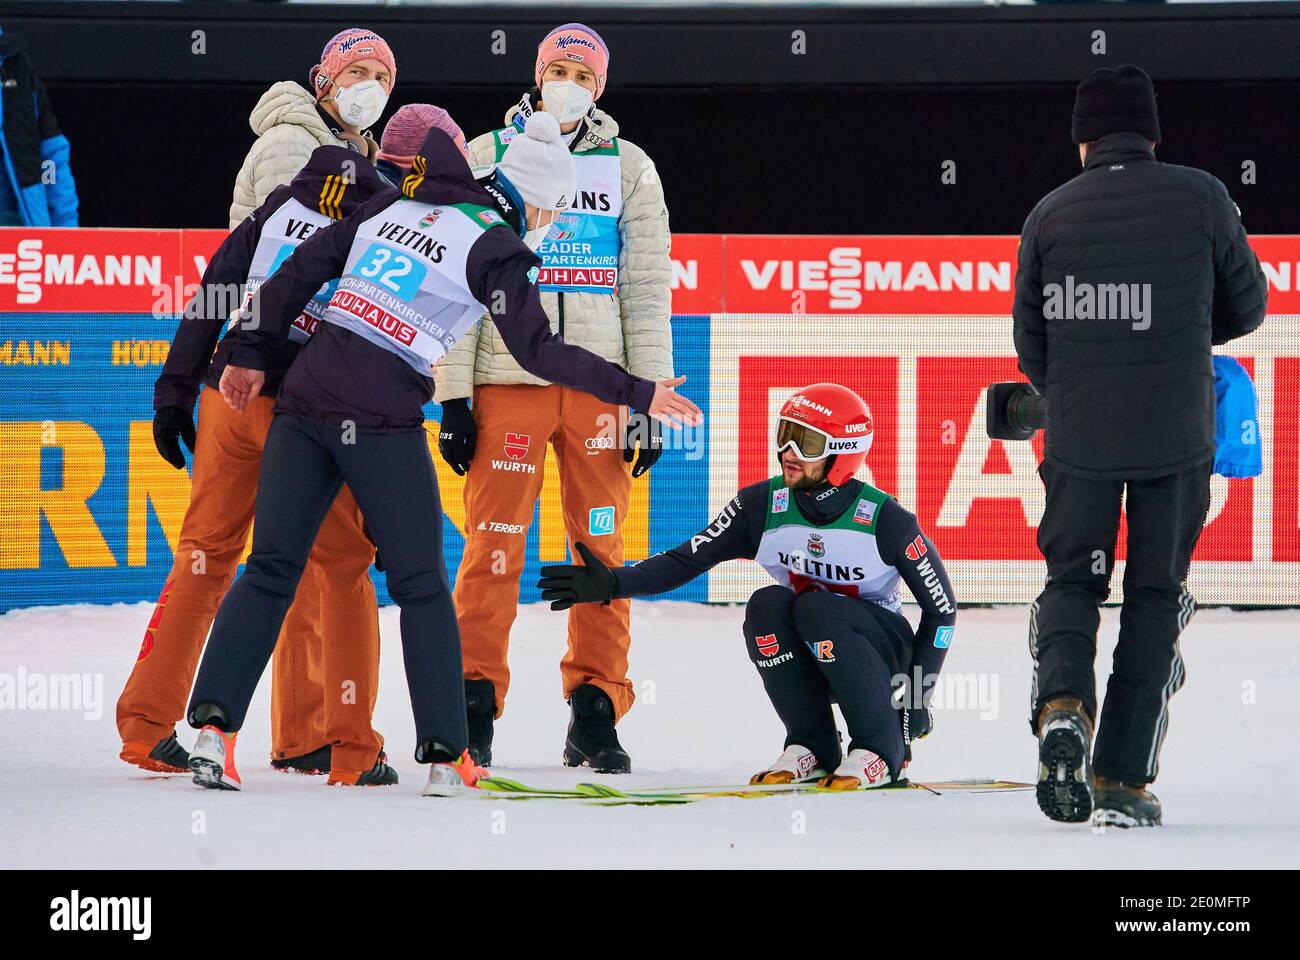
[776,383,874,487]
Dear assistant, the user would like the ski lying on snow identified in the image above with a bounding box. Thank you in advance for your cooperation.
[475,775,1032,804]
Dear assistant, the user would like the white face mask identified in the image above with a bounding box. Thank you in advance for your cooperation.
[524,211,557,251]
[333,79,388,129]
[541,81,594,125]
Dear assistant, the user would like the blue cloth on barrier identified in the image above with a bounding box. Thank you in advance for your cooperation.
[1213,355,1262,479]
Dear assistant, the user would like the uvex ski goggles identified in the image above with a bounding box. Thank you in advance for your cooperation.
[776,418,870,461]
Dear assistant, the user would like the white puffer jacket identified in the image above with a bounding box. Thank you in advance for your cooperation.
[228,81,376,228]
[433,104,674,402]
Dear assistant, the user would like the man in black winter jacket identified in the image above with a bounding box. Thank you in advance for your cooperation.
[1013,65,1267,828]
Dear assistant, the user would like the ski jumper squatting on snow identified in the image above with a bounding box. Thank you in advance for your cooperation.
[539,383,957,790]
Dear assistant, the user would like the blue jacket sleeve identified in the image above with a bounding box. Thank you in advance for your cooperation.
[1212,356,1263,478]
[33,74,78,227]
[40,134,78,227]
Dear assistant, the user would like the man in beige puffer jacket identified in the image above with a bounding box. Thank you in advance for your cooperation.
[435,23,673,772]
[228,29,392,227]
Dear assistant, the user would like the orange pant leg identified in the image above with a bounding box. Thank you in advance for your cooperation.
[453,384,557,717]
[116,390,274,745]
[552,389,635,720]
[269,560,328,761]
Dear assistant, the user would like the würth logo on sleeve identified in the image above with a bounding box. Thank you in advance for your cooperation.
[905,535,927,561]
[504,433,530,461]
[756,634,780,657]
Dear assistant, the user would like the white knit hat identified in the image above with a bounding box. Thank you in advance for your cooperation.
[496,112,576,212]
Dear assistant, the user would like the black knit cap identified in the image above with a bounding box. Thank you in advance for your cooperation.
[1071,64,1161,144]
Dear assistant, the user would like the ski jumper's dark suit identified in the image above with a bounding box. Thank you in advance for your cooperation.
[610,477,956,776]
[1014,133,1267,783]
[187,130,657,764]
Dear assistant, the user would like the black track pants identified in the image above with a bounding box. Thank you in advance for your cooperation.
[743,585,913,774]
[1029,458,1211,783]
[188,413,467,761]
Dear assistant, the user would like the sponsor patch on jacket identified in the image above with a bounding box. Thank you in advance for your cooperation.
[853,498,877,527]
[934,625,954,649]
[905,535,927,561]
[478,210,503,226]
[504,432,530,461]
[589,506,616,536]
[773,487,789,514]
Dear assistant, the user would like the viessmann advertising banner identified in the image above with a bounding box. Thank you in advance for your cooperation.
[2,229,1298,611]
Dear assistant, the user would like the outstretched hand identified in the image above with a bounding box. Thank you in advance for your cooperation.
[648,376,703,430]
[537,542,617,611]
[219,365,265,413]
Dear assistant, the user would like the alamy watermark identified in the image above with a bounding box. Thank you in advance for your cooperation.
[1043,275,1152,331]
[0,667,104,720]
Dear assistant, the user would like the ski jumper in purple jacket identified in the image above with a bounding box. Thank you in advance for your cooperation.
[187,129,657,766]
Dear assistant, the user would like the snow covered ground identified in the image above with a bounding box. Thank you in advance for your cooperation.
[1,600,1296,869]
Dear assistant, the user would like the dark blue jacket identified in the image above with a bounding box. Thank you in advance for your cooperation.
[0,28,77,227]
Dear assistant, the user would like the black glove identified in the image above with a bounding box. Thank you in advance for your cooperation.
[437,398,477,475]
[537,542,617,611]
[623,411,663,478]
[153,405,197,470]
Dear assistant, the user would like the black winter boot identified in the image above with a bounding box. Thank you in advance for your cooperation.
[271,744,332,775]
[1036,696,1094,823]
[1092,778,1162,828]
[563,685,630,774]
